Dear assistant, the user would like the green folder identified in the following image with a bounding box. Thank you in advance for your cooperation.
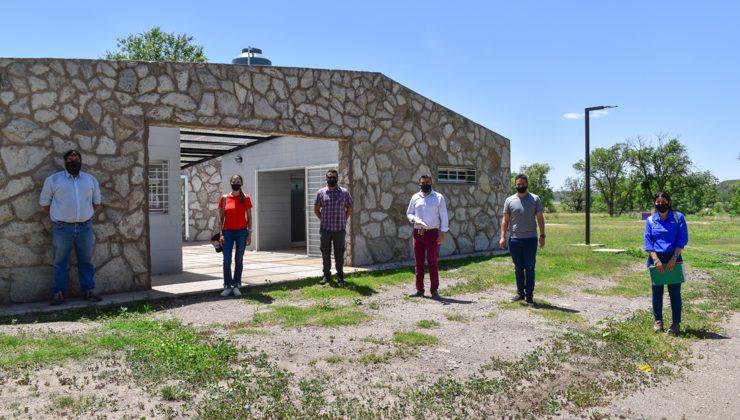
[649,263,685,286]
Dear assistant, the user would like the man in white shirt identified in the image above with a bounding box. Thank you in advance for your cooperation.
[39,150,102,305]
[406,175,449,300]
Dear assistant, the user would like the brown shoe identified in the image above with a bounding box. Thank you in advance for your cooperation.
[654,320,664,332]
[84,290,102,302]
[667,323,680,335]
[50,291,65,306]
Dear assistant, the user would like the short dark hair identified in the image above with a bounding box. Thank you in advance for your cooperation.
[419,174,432,182]
[64,150,82,161]
[326,170,338,177]
[515,174,528,183]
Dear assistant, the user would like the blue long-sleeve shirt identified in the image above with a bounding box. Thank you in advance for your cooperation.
[644,210,688,253]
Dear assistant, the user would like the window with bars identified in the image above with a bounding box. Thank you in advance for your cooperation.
[148,160,169,213]
[437,166,477,184]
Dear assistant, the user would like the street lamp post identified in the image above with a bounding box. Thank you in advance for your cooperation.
[584,105,617,245]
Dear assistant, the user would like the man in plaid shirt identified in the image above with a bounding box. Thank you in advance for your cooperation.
[314,170,353,286]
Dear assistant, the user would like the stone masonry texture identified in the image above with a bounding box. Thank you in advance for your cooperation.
[0,58,510,303]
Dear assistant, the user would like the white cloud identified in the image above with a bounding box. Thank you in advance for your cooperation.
[563,112,582,120]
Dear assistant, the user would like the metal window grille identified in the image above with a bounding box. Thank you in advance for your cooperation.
[437,166,477,184]
[148,160,169,213]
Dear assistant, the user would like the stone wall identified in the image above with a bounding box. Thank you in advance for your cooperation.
[182,158,222,241]
[0,57,509,303]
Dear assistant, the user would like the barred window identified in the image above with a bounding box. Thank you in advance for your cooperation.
[148,160,169,213]
[437,166,476,184]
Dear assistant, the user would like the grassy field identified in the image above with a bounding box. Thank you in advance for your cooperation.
[0,212,737,418]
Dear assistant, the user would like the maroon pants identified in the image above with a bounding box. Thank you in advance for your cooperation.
[413,229,440,292]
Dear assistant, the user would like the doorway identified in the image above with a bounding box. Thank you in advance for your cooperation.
[290,177,306,245]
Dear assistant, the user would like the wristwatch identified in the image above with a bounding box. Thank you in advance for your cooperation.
[540,234,546,238]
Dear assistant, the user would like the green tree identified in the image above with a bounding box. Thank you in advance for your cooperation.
[511,163,556,212]
[105,27,207,62]
[628,134,691,209]
[560,176,586,212]
[669,171,718,214]
[575,143,636,216]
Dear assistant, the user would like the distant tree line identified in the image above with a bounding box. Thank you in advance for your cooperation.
[514,134,739,216]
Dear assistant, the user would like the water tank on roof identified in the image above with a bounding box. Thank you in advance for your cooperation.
[232,47,272,66]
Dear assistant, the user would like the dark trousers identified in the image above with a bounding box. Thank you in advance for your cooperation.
[648,252,683,323]
[320,229,345,278]
[509,237,538,299]
[413,229,440,292]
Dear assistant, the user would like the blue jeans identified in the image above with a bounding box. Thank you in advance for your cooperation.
[648,252,683,323]
[509,237,538,299]
[52,220,95,293]
[223,228,248,287]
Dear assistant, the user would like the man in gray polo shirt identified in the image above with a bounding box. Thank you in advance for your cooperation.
[499,174,546,305]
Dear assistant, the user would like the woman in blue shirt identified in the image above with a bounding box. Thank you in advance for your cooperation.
[644,192,689,335]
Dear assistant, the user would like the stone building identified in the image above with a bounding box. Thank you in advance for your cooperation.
[0,58,510,303]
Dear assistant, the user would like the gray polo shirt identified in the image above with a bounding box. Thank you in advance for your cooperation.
[503,192,543,239]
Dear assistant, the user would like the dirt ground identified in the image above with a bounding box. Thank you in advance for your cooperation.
[0,266,738,419]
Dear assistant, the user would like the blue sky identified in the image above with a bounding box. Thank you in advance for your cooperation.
[3,0,738,187]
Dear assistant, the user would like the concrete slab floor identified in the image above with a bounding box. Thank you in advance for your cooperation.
[0,243,365,316]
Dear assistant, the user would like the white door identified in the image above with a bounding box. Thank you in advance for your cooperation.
[306,164,338,257]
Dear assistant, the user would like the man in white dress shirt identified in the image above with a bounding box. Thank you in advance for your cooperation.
[406,175,449,300]
[40,150,102,305]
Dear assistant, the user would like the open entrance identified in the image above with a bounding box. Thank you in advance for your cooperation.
[146,125,340,279]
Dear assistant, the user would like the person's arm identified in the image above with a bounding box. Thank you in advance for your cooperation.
[345,190,353,222]
[246,207,253,246]
[667,213,688,271]
[645,218,664,273]
[437,195,449,245]
[499,213,510,249]
[406,196,423,225]
[92,177,102,210]
[314,192,322,219]
[536,212,546,248]
[40,176,53,213]
[217,196,226,244]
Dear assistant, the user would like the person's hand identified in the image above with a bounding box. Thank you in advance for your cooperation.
[219,234,224,245]
[246,232,252,246]
[436,234,445,245]
[666,257,676,272]
[654,260,664,273]
[539,236,545,249]
[499,238,507,249]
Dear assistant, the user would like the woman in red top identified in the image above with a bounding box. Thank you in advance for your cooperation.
[217,174,253,297]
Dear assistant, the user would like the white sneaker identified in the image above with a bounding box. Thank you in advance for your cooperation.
[220,287,232,297]
[232,287,242,297]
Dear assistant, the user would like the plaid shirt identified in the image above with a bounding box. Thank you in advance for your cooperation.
[314,186,352,232]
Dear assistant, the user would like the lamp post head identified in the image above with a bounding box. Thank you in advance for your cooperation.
[586,105,618,112]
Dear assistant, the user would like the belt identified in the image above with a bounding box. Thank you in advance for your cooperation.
[56,219,91,225]
[414,228,438,236]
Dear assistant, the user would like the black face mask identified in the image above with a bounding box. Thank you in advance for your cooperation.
[231,183,242,191]
[65,161,81,175]
[420,184,432,194]
[516,186,528,193]
[655,203,670,213]
[327,177,338,187]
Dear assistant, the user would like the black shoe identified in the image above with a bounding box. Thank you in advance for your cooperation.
[408,290,424,298]
[84,290,102,302]
[50,291,65,306]
[431,291,442,300]
[319,276,330,285]
[525,299,534,306]
[511,294,525,302]
[338,279,346,287]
